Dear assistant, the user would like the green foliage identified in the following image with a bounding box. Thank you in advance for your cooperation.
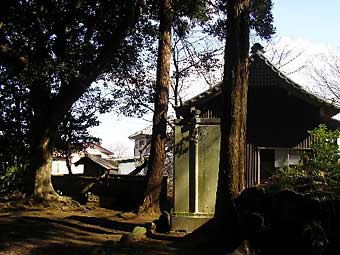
[0,0,155,175]
[306,124,340,173]
[0,74,31,172]
[271,124,340,193]
[0,165,26,196]
[203,0,275,41]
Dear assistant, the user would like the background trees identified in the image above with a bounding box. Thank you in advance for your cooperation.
[309,52,340,105]
[54,86,112,174]
[0,0,149,200]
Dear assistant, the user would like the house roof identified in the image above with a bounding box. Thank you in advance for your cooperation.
[87,143,114,156]
[128,125,153,140]
[176,43,340,117]
[75,154,118,170]
[128,118,174,140]
[53,143,114,159]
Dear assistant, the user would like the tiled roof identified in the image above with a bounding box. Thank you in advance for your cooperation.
[75,154,118,170]
[87,143,114,156]
[128,125,153,139]
[128,117,174,140]
[177,44,340,114]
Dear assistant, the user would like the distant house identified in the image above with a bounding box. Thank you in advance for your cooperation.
[74,154,118,176]
[116,158,138,175]
[126,121,174,177]
[128,122,174,158]
[51,153,84,175]
[128,125,153,158]
[85,143,115,159]
[172,43,340,232]
[52,143,115,176]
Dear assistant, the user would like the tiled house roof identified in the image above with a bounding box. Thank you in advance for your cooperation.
[75,154,118,170]
[176,44,340,117]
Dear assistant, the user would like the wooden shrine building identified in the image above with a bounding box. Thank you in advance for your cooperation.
[171,43,340,232]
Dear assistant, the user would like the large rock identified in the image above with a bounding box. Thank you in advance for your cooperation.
[119,226,147,247]
[154,211,171,233]
[236,187,268,215]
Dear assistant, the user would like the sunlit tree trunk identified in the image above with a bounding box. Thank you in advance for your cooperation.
[25,83,61,200]
[25,80,88,201]
[30,125,59,200]
[139,0,172,214]
[214,0,250,248]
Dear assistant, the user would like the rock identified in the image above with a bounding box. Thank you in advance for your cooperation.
[272,189,306,224]
[236,187,267,214]
[132,226,147,236]
[85,192,100,207]
[299,220,328,255]
[90,246,106,255]
[119,226,147,247]
[154,211,171,233]
[246,212,265,237]
[227,240,254,255]
[145,222,156,235]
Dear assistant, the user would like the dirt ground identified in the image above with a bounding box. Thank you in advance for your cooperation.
[0,200,193,255]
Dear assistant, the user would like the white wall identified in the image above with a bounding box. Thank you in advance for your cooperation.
[274,148,301,168]
[118,161,137,175]
[51,159,84,175]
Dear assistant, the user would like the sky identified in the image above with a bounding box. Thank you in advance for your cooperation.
[90,1,340,157]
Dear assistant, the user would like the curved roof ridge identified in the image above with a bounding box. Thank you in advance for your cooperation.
[253,49,339,109]
[180,82,222,107]
[178,45,339,113]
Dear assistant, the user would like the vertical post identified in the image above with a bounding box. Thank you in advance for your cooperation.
[189,109,201,213]
[257,149,261,184]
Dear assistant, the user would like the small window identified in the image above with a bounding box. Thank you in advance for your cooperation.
[138,140,145,148]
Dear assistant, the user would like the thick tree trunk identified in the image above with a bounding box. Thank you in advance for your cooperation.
[214,0,250,248]
[28,119,60,201]
[139,0,172,214]
[25,82,80,201]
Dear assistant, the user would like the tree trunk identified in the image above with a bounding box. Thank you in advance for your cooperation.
[139,0,172,214]
[66,152,73,175]
[25,83,76,201]
[214,0,250,248]
[27,118,60,201]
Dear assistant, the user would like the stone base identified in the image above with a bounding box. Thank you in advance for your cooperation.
[171,213,213,233]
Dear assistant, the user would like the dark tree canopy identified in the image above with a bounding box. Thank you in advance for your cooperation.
[203,0,275,40]
[0,0,153,199]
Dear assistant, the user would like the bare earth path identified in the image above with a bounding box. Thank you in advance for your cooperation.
[0,201,189,255]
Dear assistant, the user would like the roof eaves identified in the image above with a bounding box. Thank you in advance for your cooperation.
[253,51,340,112]
[178,83,222,109]
[86,155,118,170]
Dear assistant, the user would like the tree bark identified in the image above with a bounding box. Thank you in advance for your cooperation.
[26,111,60,200]
[214,0,250,248]
[32,130,59,200]
[66,153,73,175]
[139,0,172,214]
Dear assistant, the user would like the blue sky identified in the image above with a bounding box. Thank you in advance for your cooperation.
[273,0,340,47]
[91,2,340,156]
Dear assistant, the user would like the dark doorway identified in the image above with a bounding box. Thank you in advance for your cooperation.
[260,149,275,180]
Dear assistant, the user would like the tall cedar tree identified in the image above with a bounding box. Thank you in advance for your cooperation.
[0,1,144,201]
[214,0,250,249]
[139,0,172,214]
